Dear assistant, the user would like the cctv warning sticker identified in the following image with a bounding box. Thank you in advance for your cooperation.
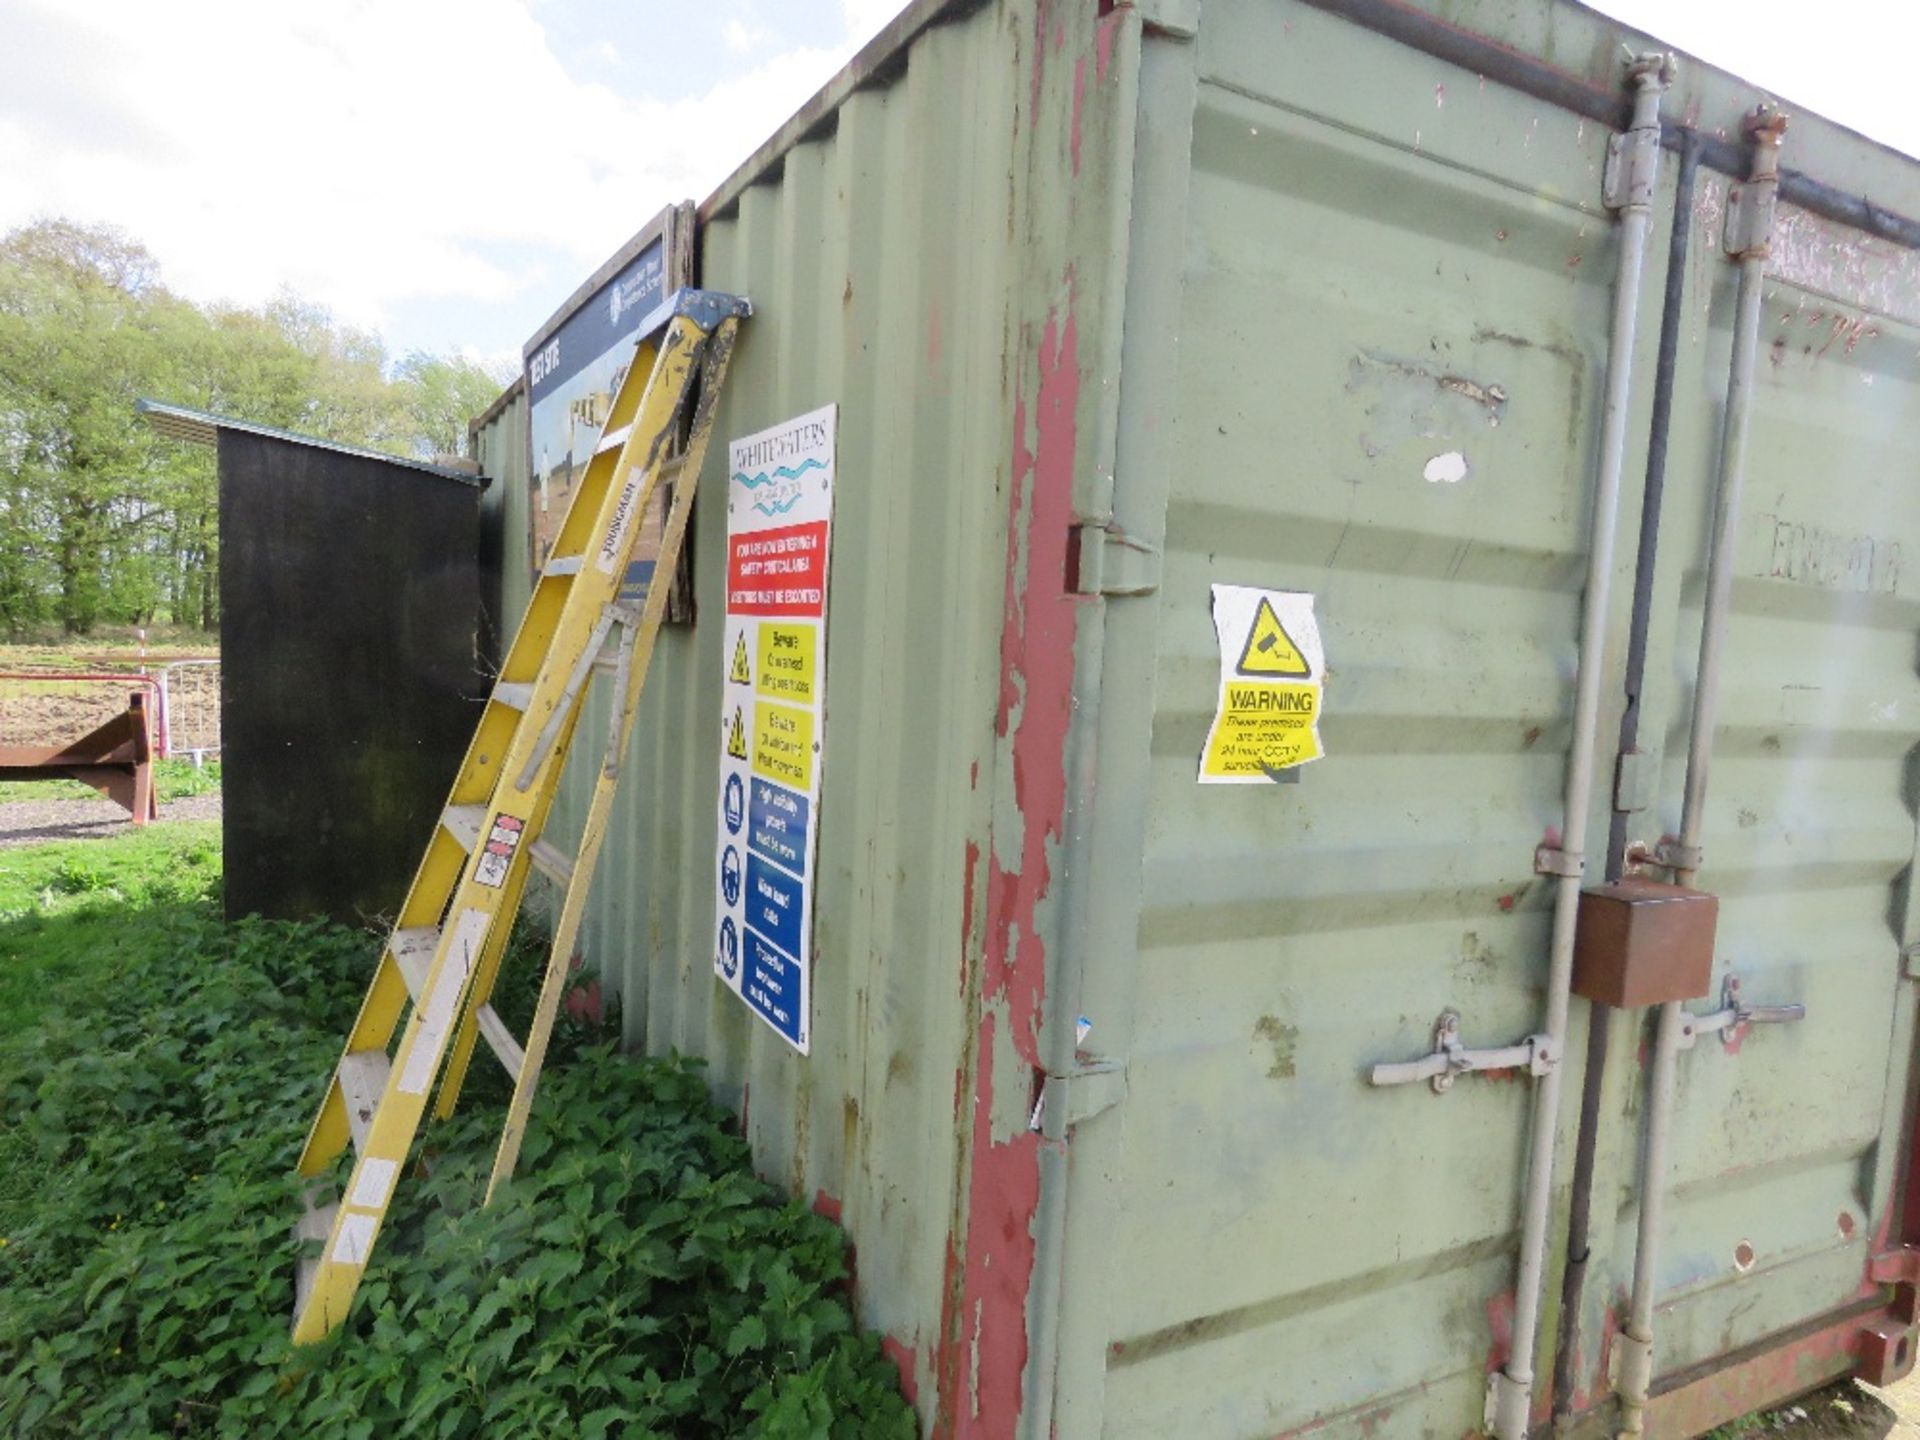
[1199,585,1325,783]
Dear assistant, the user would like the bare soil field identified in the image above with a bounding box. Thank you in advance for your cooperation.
[0,636,218,748]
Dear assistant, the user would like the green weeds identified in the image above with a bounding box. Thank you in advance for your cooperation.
[0,829,912,1437]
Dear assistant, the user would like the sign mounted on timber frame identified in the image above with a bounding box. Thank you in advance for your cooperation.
[522,203,696,617]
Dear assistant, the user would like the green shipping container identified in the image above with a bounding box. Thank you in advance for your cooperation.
[471,1,1920,1433]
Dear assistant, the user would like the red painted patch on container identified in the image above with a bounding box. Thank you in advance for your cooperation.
[1095,5,1121,82]
[1484,1289,1516,1375]
[882,1335,923,1408]
[933,295,1083,1438]
[1649,1309,1871,1436]
[1497,893,1518,913]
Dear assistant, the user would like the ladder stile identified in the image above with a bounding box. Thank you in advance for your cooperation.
[284,289,749,1345]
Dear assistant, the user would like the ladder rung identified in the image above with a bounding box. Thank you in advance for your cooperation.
[474,1004,525,1080]
[543,555,584,577]
[387,926,439,1002]
[595,423,632,456]
[492,682,535,711]
[441,804,485,852]
[293,1196,337,1321]
[528,838,575,887]
[336,1051,391,1156]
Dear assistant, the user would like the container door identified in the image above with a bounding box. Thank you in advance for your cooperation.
[1572,170,1920,1432]
[1079,2,1654,1433]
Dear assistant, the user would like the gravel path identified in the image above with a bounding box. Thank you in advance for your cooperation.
[0,792,221,849]
[1867,1372,1920,1438]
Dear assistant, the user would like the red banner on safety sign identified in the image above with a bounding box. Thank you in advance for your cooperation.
[726,521,829,616]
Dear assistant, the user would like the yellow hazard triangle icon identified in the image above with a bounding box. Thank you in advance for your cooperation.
[1236,596,1312,679]
[729,631,751,686]
[726,706,749,761]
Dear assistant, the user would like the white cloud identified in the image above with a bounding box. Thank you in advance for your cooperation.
[0,0,892,345]
[723,18,775,53]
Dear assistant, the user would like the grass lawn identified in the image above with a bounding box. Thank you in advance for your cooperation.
[0,822,222,1048]
[0,757,222,807]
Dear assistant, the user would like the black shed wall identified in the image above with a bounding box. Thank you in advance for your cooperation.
[217,430,484,922]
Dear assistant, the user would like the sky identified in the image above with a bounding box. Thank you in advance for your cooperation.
[0,0,1913,379]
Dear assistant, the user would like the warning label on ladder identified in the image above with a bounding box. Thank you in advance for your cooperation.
[1200,585,1325,782]
[713,404,836,1054]
[474,813,524,888]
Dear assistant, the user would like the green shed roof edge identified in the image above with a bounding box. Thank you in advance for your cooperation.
[136,399,490,487]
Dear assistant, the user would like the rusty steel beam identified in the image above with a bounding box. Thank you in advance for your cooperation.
[0,691,157,825]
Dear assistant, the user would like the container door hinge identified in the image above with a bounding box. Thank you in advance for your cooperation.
[1600,53,1672,212]
[1070,523,1160,597]
[1725,108,1789,259]
[1031,1057,1128,1132]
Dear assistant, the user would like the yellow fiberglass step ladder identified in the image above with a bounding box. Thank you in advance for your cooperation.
[288,288,749,1345]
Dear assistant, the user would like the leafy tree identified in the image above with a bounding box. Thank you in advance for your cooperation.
[0,218,513,635]
[392,350,505,460]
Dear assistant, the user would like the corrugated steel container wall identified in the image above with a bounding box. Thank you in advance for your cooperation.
[472,379,530,662]
[617,4,1030,1397]
[464,0,1920,1434]
[478,2,1093,1423]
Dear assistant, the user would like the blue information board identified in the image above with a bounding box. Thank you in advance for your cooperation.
[743,930,804,1045]
[745,852,804,960]
[748,778,809,871]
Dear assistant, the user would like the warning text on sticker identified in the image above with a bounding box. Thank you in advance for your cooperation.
[756,622,816,703]
[752,701,815,789]
[1201,681,1324,778]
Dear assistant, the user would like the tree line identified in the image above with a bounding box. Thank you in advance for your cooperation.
[0,219,508,635]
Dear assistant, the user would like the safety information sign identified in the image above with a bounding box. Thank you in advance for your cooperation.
[1199,585,1325,783]
[713,404,836,1052]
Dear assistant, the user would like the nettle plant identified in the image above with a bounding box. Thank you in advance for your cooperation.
[0,908,914,1438]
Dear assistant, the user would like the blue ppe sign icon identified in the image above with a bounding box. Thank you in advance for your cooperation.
[723,772,745,835]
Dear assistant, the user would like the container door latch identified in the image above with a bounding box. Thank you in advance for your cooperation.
[1368,1010,1557,1095]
